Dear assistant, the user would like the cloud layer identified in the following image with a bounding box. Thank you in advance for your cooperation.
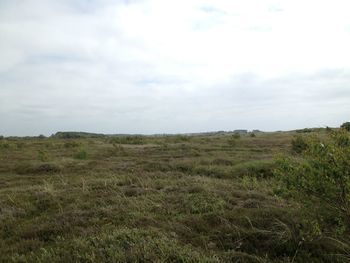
[1,0,350,135]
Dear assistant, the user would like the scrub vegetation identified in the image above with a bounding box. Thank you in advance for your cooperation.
[0,128,349,262]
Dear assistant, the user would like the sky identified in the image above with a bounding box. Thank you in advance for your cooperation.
[1,0,350,136]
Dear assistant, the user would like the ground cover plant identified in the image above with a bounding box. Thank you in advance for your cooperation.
[0,130,349,262]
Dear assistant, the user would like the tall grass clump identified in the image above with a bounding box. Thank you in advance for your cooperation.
[37,150,48,162]
[74,149,88,160]
[0,140,10,149]
[228,133,240,146]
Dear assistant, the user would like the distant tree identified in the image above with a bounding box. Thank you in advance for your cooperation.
[0,135,4,140]
[341,122,350,131]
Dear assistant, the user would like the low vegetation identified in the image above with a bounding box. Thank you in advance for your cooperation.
[341,122,350,132]
[0,128,349,262]
[276,129,350,233]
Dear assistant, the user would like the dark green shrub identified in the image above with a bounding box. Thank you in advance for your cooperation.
[0,142,10,149]
[341,122,350,131]
[291,135,308,154]
[233,133,241,139]
[276,129,350,228]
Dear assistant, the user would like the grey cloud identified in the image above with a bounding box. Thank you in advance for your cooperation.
[0,0,349,136]
[229,70,350,105]
[183,70,350,130]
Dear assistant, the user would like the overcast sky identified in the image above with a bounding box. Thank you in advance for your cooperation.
[1,0,350,136]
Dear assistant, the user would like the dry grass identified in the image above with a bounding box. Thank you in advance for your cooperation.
[0,130,348,262]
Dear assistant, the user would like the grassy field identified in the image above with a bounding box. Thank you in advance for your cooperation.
[0,131,349,262]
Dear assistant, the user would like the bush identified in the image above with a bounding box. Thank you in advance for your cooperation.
[291,135,308,154]
[276,129,350,228]
[341,122,350,131]
[0,142,10,149]
[232,133,241,139]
